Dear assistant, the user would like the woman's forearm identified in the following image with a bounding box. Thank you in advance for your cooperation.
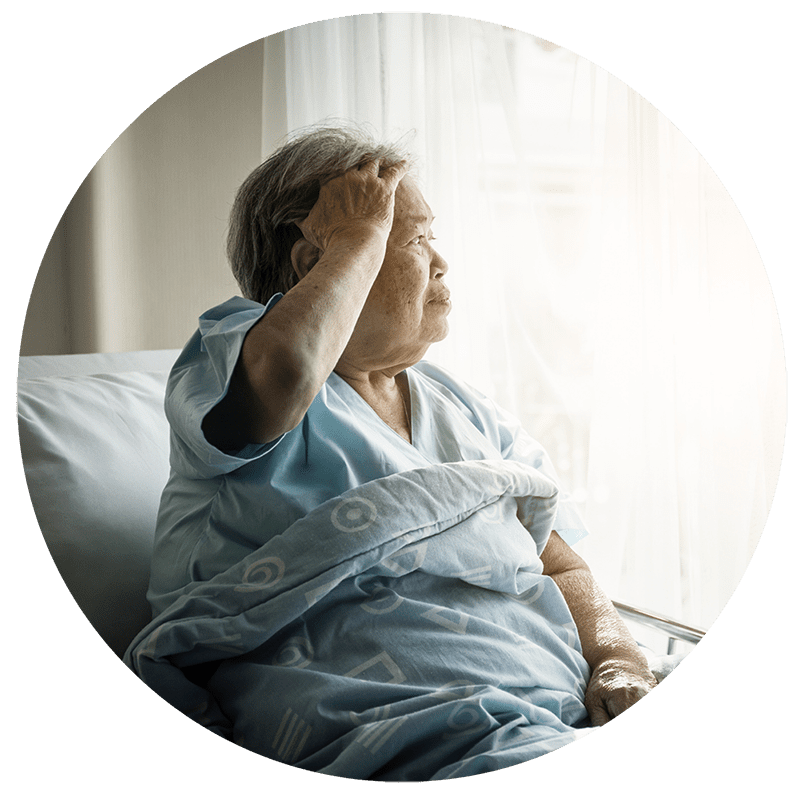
[242,230,388,423]
[202,231,386,450]
[203,160,406,449]
[541,532,657,725]
[550,566,649,671]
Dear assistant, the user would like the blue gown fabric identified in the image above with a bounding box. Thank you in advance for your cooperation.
[128,296,594,780]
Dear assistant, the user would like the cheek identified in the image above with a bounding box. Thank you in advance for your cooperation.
[375,260,427,312]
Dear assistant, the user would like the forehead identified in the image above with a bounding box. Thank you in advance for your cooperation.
[392,177,434,229]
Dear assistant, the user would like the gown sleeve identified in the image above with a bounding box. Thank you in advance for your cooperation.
[165,294,284,479]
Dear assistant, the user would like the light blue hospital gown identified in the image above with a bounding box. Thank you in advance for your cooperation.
[141,295,591,781]
[149,295,587,614]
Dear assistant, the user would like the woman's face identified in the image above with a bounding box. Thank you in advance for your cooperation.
[342,177,450,373]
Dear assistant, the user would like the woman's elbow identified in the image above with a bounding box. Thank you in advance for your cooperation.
[200,349,314,450]
[540,531,591,578]
[240,346,320,440]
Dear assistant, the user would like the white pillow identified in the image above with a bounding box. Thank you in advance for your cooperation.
[18,369,171,657]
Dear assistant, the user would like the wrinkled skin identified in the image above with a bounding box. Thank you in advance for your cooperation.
[585,657,658,726]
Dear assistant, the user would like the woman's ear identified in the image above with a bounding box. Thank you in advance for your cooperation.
[290,237,321,279]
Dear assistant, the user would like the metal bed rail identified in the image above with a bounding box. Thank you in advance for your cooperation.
[612,599,706,654]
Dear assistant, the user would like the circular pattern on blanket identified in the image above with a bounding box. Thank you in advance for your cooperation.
[444,702,492,738]
[481,501,505,524]
[509,581,546,605]
[431,681,478,701]
[236,556,285,591]
[331,496,378,532]
[489,469,510,494]
[361,586,404,614]
[273,636,313,669]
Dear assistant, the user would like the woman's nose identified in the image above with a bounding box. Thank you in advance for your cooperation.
[430,248,449,278]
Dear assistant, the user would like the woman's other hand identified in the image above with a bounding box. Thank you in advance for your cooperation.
[584,655,658,726]
[297,159,408,254]
[540,533,660,728]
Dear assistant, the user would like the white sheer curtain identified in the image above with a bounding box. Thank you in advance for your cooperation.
[271,13,785,629]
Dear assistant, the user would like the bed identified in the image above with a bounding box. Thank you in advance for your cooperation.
[16,348,704,776]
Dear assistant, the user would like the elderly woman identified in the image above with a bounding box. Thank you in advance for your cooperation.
[129,125,657,780]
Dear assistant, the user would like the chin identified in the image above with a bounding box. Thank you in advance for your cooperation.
[430,320,449,343]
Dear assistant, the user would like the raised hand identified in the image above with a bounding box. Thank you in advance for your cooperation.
[297,159,409,254]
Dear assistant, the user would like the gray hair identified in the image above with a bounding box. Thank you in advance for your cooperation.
[227,123,414,304]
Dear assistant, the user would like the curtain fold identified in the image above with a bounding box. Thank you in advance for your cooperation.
[22,40,266,356]
[270,13,785,629]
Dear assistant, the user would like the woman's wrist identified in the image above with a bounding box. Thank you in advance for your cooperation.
[321,221,389,259]
[588,644,654,680]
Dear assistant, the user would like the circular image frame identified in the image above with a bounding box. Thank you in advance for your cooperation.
[6,3,796,791]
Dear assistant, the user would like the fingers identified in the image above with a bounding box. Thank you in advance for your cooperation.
[296,156,409,252]
[585,685,651,726]
[587,692,626,727]
[378,158,409,188]
[357,158,381,177]
[605,689,638,719]
[587,701,611,727]
[357,157,408,187]
[584,663,655,727]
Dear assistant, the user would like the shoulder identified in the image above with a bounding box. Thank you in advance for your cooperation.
[164,295,284,477]
[196,295,277,340]
[168,295,281,388]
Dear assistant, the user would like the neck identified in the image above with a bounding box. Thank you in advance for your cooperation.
[335,366,412,443]
[335,363,402,391]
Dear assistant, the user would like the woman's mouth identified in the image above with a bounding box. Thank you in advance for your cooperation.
[428,288,451,306]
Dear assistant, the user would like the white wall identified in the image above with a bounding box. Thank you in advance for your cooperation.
[20,38,265,355]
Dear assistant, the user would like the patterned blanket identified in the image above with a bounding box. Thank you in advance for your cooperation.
[125,459,594,779]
